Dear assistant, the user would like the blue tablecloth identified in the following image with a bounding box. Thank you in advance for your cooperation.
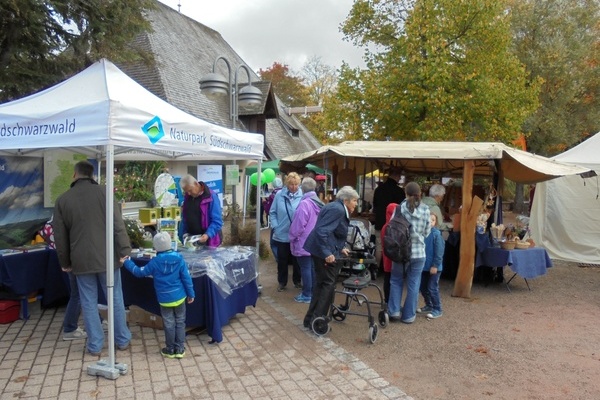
[0,250,69,306]
[477,247,553,279]
[127,251,258,343]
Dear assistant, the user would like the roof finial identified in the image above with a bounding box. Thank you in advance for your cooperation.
[177,0,181,12]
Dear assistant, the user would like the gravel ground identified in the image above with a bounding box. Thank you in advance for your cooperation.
[255,225,600,400]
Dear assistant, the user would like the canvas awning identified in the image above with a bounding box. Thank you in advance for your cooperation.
[280,141,591,184]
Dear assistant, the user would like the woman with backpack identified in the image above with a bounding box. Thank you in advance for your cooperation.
[388,181,431,324]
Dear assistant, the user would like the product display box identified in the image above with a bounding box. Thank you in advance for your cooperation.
[0,300,20,324]
[161,207,174,219]
[139,208,158,224]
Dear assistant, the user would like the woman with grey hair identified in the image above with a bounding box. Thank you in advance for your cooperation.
[179,174,223,247]
[289,178,325,303]
[302,186,359,329]
[421,183,448,231]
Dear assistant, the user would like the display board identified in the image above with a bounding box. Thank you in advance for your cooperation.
[197,165,223,207]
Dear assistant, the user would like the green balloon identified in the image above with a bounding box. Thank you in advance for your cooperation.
[263,168,276,183]
[250,172,258,186]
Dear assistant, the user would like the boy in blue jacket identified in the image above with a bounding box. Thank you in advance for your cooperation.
[418,213,444,319]
[121,232,195,358]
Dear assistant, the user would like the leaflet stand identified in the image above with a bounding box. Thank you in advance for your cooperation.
[158,218,178,250]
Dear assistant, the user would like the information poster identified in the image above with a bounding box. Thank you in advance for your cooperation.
[225,164,239,187]
[43,150,98,207]
[197,165,223,207]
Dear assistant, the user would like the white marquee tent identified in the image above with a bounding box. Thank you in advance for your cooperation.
[530,132,600,264]
[0,59,265,377]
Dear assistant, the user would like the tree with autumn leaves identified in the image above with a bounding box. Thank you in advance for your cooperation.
[326,0,541,144]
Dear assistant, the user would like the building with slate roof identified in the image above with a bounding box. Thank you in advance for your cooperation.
[118,1,321,161]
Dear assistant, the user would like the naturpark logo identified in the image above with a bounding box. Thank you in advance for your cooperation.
[141,116,165,144]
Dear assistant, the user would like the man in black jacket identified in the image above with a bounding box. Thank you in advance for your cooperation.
[372,168,406,267]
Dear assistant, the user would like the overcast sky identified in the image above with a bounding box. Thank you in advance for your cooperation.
[157,0,365,74]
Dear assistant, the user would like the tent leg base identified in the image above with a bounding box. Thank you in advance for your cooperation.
[87,360,128,380]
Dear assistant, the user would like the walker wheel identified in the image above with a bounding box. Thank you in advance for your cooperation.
[378,310,389,328]
[332,309,346,322]
[370,268,378,281]
[312,317,330,336]
[368,324,379,344]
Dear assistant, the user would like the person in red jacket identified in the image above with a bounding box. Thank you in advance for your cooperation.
[380,203,398,303]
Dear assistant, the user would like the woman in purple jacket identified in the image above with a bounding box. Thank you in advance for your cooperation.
[288,178,324,303]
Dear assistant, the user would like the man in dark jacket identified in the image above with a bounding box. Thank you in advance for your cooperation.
[372,169,405,267]
[53,160,132,356]
[179,174,223,247]
[302,186,359,329]
[373,169,406,230]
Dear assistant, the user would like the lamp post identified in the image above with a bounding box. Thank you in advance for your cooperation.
[199,56,262,129]
[199,57,264,291]
[199,57,262,205]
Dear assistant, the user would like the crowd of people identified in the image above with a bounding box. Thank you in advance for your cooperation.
[270,169,449,330]
[51,162,449,358]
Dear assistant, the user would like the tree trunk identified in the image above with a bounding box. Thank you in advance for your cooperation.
[513,183,525,214]
[452,160,484,299]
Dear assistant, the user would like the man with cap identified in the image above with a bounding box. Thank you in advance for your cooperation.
[179,174,223,247]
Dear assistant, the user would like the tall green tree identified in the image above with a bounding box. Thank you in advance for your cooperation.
[330,0,541,143]
[0,0,155,102]
[508,0,600,156]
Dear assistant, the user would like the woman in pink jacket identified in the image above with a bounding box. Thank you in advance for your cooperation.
[289,178,324,303]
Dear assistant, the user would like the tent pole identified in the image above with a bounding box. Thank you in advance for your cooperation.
[255,160,262,292]
[87,144,127,379]
[242,175,248,225]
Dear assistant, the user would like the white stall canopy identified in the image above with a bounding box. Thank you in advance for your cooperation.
[0,59,264,378]
[281,141,590,184]
[0,59,264,160]
[530,132,600,264]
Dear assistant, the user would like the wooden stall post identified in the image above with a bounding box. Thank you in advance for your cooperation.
[452,160,484,298]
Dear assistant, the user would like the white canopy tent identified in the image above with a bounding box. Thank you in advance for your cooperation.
[530,132,600,264]
[0,59,264,377]
[281,141,590,184]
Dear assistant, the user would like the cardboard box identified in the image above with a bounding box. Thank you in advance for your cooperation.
[98,305,130,324]
[0,300,20,324]
[128,305,163,330]
[139,208,158,224]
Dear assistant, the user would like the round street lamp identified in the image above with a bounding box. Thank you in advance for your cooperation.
[199,56,262,129]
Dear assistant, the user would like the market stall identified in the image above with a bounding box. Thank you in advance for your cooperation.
[281,141,590,298]
[0,59,265,377]
[125,246,258,343]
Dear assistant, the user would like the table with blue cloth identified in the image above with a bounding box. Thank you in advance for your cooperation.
[0,249,69,318]
[476,247,553,291]
[125,246,258,343]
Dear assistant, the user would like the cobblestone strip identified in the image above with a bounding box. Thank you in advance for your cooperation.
[260,296,413,400]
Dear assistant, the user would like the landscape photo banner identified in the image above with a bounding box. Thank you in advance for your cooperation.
[0,156,52,248]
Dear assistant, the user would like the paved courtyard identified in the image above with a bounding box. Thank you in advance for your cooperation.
[0,294,412,399]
